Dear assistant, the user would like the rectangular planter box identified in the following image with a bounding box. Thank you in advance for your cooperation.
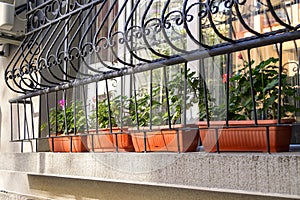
[87,128,134,152]
[131,124,199,152]
[199,119,294,152]
[48,134,89,152]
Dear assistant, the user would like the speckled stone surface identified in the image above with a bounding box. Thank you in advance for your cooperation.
[0,152,299,199]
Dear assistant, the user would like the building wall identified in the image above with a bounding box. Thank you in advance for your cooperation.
[0,152,299,200]
[1,2,300,199]
[0,45,23,153]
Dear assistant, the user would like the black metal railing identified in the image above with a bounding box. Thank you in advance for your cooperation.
[5,0,300,153]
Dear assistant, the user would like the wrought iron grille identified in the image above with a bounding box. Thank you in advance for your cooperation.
[5,0,300,152]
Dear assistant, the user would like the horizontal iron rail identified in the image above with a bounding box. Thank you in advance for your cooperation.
[9,29,300,103]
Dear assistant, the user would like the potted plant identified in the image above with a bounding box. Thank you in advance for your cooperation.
[88,96,134,152]
[42,99,89,152]
[199,56,298,152]
[129,67,199,152]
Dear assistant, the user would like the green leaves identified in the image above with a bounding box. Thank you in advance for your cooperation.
[227,57,297,120]
[44,100,87,134]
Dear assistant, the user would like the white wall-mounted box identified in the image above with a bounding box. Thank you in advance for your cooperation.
[0,2,14,31]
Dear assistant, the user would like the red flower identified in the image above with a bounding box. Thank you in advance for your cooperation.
[238,53,243,60]
[222,74,227,83]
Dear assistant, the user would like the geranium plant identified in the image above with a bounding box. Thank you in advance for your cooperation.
[89,98,118,128]
[41,99,86,134]
[225,56,298,120]
[128,66,212,126]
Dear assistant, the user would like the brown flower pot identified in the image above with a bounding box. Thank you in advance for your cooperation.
[199,119,294,152]
[87,128,134,152]
[130,124,199,152]
[48,134,89,152]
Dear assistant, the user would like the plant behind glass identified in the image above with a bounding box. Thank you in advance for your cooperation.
[226,56,298,120]
[41,100,86,134]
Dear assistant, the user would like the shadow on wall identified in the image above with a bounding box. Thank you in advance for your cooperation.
[27,175,288,200]
[0,107,2,151]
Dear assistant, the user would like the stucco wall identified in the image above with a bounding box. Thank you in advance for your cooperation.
[0,46,23,153]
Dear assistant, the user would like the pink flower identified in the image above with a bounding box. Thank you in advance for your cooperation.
[59,99,65,108]
[238,53,243,60]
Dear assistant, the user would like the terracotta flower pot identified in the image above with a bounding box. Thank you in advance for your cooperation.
[199,119,294,152]
[48,134,89,152]
[87,127,134,152]
[130,124,199,152]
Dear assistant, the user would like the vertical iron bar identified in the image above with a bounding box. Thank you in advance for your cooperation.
[63,90,68,135]
[38,95,42,141]
[71,87,76,152]
[216,128,220,153]
[200,59,210,127]
[277,43,283,123]
[163,66,171,128]
[82,85,89,134]
[70,136,73,153]
[150,70,153,129]
[198,4,210,127]
[225,53,231,127]
[30,98,35,139]
[95,82,99,134]
[106,79,118,152]
[21,141,23,153]
[46,94,53,151]
[143,130,147,153]
[73,87,77,135]
[23,100,27,140]
[120,77,123,130]
[266,126,270,154]
[10,103,13,141]
[247,49,258,124]
[183,63,187,126]
[132,74,140,129]
[176,129,180,153]
[92,82,99,152]
[17,102,20,141]
[55,92,58,136]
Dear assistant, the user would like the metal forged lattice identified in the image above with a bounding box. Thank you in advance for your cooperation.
[5,0,300,97]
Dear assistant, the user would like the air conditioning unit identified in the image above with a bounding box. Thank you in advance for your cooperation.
[0,0,26,46]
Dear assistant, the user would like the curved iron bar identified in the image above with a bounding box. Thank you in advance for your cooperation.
[92,0,118,45]
[123,0,152,64]
[42,15,86,82]
[109,31,136,67]
[21,23,67,89]
[183,1,211,49]
[5,41,30,93]
[6,0,300,95]
[163,10,189,53]
[140,0,172,59]
[64,4,99,77]
[142,17,172,59]
[94,38,121,71]
[161,1,189,54]
[53,19,87,80]
[207,0,234,43]
[26,0,100,35]
[26,24,61,89]
[76,0,123,73]
[265,0,294,30]
[107,0,136,67]
[91,0,123,71]
[6,32,43,93]
[232,0,264,37]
